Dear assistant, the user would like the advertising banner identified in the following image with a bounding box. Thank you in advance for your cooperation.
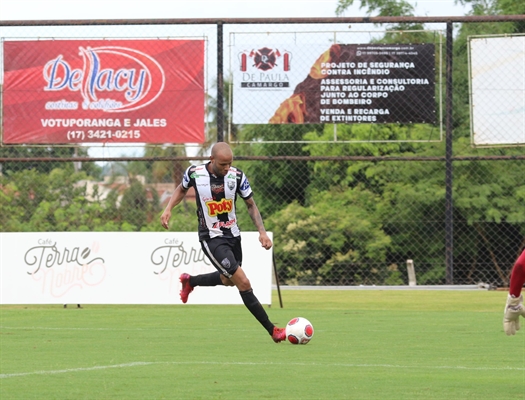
[0,232,272,305]
[233,43,436,124]
[469,35,525,145]
[2,39,205,144]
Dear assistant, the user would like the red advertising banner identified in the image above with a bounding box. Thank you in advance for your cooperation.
[2,39,205,144]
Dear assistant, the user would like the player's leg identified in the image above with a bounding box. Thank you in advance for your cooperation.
[202,237,286,342]
[503,249,525,335]
[509,249,525,297]
[178,238,241,303]
[185,271,230,288]
[229,266,286,342]
[179,270,231,304]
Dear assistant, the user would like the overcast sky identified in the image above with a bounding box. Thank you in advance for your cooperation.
[2,0,470,20]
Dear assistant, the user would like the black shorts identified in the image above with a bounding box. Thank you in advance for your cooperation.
[201,236,242,278]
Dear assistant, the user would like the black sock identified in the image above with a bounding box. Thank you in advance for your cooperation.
[189,271,223,287]
[240,289,275,335]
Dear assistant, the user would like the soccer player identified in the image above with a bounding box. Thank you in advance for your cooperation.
[160,142,286,343]
[503,249,525,335]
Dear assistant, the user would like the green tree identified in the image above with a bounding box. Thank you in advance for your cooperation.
[210,78,239,143]
[0,146,101,179]
[0,167,167,232]
[127,145,190,184]
[336,0,424,30]
[458,0,525,21]
[233,124,319,219]
[268,187,391,285]
[0,176,26,231]
[119,179,149,230]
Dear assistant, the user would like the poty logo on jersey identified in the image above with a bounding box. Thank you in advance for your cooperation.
[206,199,233,217]
[43,46,165,112]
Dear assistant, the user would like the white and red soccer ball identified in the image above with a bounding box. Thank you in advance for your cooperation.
[286,317,314,344]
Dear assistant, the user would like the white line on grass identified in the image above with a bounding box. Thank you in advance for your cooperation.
[0,362,152,378]
[1,360,524,379]
[0,326,263,333]
[0,326,173,331]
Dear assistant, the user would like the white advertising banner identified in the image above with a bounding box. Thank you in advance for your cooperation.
[470,35,525,145]
[0,232,273,305]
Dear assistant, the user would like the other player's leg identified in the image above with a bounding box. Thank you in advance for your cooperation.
[503,249,525,335]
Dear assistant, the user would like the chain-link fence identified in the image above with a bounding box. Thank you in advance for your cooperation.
[1,16,524,288]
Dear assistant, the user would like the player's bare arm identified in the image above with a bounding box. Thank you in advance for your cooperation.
[160,183,188,229]
[244,196,272,250]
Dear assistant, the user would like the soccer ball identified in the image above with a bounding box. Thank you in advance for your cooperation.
[286,317,314,344]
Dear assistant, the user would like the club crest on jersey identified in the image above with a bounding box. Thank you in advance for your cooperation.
[227,180,235,190]
[206,198,233,216]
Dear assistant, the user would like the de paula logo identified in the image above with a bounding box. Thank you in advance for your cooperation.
[239,47,292,72]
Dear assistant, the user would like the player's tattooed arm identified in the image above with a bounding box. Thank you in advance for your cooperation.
[244,197,265,231]
[244,197,272,250]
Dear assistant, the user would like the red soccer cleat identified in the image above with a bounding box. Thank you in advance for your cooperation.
[271,327,286,343]
[179,273,194,304]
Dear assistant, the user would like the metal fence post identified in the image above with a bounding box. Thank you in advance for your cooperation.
[445,21,454,284]
[217,21,224,142]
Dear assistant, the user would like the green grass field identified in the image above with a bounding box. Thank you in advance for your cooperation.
[1,290,524,399]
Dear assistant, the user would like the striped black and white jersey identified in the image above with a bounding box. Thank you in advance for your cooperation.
[182,162,253,241]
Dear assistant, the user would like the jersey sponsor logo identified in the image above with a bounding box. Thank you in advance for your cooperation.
[190,172,206,178]
[212,218,236,229]
[211,184,224,194]
[206,198,233,216]
[226,173,236,179]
